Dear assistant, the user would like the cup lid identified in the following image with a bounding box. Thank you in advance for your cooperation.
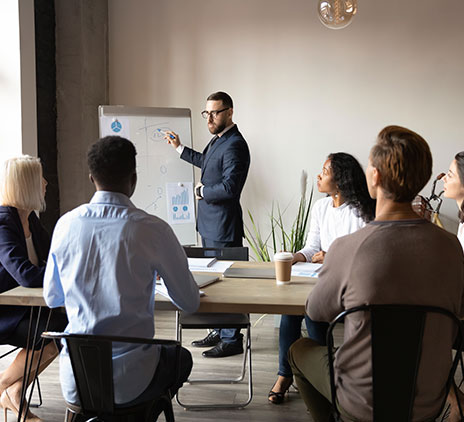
[274,252,293,261]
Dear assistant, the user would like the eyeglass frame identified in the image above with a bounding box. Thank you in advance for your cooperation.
[201,108,230,119]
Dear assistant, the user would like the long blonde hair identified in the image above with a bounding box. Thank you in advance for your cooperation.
[0,156,45,211]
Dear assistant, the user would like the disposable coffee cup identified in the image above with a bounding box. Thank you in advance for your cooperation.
[274,252,293,285]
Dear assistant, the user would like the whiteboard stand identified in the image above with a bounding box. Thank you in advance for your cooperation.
[99,105,198,246]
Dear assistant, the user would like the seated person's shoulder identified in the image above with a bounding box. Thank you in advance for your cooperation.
[329,223,371,250]
[127,209,174,234]
[428,221,463,251]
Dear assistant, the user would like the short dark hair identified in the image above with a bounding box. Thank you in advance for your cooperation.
[207,91,233,109]
[370,125,432,202]
[455,151,464,223]
[87,136,136,186]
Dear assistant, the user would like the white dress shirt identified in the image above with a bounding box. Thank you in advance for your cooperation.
[298,196,366,262]
[458,222,464,252]
[43,191,200,405]
[175,123,235,155]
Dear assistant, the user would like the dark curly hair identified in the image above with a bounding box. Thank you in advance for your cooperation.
[455,151,464,223]
[328,152,376,223]
[87,136,136,186]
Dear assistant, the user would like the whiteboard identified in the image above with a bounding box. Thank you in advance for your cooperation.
[98,105,197,245]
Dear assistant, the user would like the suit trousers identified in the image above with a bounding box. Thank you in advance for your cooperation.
[201,236,243,345]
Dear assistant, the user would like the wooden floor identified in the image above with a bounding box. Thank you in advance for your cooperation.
[0,311,330,422]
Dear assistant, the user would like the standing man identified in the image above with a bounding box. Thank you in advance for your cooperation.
[166,91,251,358]
[44,136,200,407]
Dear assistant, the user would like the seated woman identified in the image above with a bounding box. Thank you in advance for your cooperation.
[288,126,464,422]
[442,151,464,421]
[0,156,67,422]
[443,151,464,250]
[269,152,375,404]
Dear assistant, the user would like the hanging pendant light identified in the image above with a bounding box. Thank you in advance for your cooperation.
[318,0,357,30]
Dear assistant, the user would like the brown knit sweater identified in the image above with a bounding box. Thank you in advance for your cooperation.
[307,219,464,421]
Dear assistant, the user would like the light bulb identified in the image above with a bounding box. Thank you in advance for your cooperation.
[317,0,357,30]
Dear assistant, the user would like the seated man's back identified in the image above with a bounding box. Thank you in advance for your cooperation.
[44,136,200,406]
[310,219,464,420]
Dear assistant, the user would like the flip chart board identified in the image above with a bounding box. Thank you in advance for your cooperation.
[98,105,197,245]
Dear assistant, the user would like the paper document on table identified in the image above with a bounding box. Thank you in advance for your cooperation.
[187,257,217,268]
[189,260,233,273]
[155,280,205,298]
[291,262,322,278]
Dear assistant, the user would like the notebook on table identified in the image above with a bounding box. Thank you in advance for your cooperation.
[193,273,220,288]
[223,267,276,279]
[188,257,218,268]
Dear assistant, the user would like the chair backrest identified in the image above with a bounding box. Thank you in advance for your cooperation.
[327,304,464,422]
[183,246,249,261]
[41,332,180,415]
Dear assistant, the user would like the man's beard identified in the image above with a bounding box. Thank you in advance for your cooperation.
[209,121,226,135]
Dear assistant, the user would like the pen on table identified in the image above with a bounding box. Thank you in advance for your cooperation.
[157,128,175,140]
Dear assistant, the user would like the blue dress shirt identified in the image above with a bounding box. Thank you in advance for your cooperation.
[43,191,200,404]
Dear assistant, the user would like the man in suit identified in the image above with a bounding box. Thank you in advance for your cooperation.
[166,91,250,358]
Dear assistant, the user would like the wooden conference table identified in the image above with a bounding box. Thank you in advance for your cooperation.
[157,261,317,315]
[0,262,318,315]
[0,262,317,420]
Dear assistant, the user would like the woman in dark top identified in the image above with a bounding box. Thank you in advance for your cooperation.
[0,156,67,422]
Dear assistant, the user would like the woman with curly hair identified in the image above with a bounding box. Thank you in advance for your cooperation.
[443,152,464,250]
[269,152,375,405]
[443,152,464,422]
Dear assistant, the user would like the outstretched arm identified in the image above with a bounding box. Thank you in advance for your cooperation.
[165,131,204,169]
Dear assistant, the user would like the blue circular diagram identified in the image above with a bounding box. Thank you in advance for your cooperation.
[183,206,188,211]
[173,206,178,212]
[111,121,122,133]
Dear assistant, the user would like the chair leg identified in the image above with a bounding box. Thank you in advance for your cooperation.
[176,324,253,409]
[64,407,79,422]
[29,377,43,408]
[175,312,182,344]
[163,399,175,422]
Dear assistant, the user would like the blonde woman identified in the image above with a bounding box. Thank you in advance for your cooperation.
[0,156,67,421]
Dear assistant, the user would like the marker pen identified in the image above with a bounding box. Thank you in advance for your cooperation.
[157,128,175,140]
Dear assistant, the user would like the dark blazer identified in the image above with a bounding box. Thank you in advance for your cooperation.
[181,125,251,242]
[0,206,50,342]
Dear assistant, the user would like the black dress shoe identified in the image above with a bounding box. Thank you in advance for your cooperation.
[191,331,221,347]
[202,341,244,358]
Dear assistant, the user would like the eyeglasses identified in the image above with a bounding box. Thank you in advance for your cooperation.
[201,108,230,119]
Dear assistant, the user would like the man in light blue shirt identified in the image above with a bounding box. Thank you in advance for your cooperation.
[43,136,200,406]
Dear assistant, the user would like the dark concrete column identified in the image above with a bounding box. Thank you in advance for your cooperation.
[35,0,59,232]
[55,0,108,213]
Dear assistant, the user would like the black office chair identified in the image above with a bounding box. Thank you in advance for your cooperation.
[183,246,249,261]
[176,246,252,409]
[42,332,180,422]
[326,304,464,422]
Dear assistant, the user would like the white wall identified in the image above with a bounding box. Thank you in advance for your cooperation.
[0,0,37,161]
[108,0,464,238]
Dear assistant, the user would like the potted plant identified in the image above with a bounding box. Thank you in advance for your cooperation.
[245,170,313,261]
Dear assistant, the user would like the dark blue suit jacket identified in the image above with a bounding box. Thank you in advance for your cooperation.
[181,125,250,242]
[0,206,50,342]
